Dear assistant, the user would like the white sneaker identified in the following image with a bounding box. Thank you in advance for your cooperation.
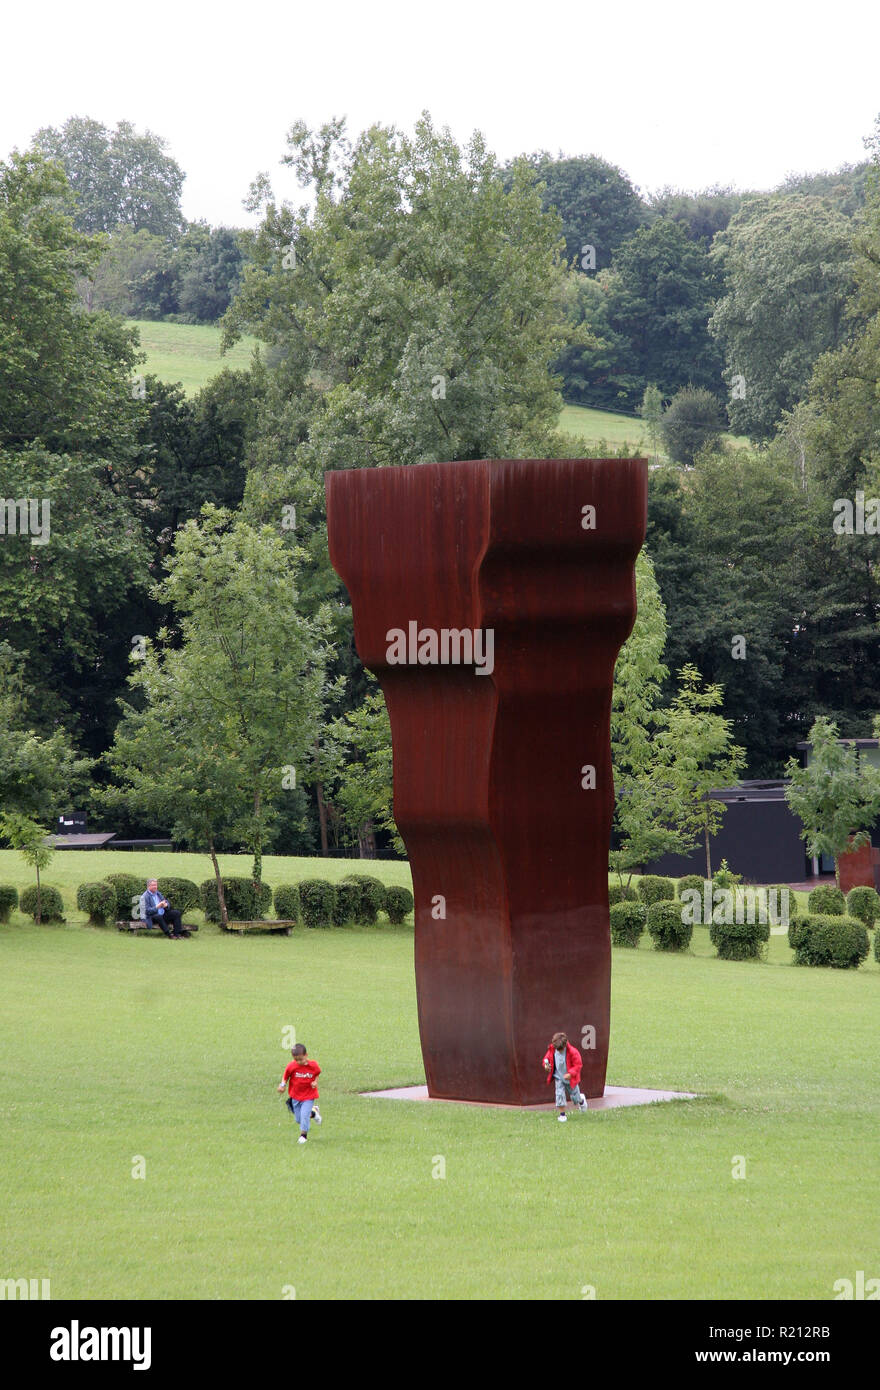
[558,1112,567,1122]
[297,1135,307,1144]
[312,1107,322,1125]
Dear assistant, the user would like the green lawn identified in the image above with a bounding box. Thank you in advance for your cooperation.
[1,850,876,1299]
[131,320,260,396]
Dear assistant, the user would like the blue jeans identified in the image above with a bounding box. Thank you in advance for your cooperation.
[287,1098,313,1133]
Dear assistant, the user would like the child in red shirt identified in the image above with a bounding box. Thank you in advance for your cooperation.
[277,1043,322,1144]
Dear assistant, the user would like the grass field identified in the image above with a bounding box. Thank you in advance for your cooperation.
[131,320,260,396]
[2,850,876,1300]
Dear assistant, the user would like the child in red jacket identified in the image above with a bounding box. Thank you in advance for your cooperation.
[277,1043,322,1144]
[542,1031,589,1121]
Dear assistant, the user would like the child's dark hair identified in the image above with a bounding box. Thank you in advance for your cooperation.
[292,1043,307,1057]
[551,1031,567,1048]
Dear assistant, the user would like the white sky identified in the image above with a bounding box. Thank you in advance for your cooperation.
[2,0,878,227]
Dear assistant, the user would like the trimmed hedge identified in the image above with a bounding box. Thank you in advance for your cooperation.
[0,885,18,922]
[76,881,117,925]
[385,885,414,924]
[647,899,692,952]
[343,874,386,925]
[807,884,846,916]
[608,882,638,905]
[272,884,301,924]
[609,900,646,947]
[20,884,66,922]
[333,880,363,926]
[637,875,675,906]
[788,913,869,969]
[677,875,706,900]
[845,885,880,930]
[200,877,273,922]
[709,911,770,961]
[875,926,880,964]
[298,879,336,928]
[155,877,200,914]
[104,873,145,919]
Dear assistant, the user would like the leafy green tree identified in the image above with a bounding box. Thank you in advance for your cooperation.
[605,220,725,404]
[33,117,184,238]
[326,685,402,855]
[661,386,725,466]
[710,194,856,438]
[651,665,746,877]
[514,152,647,268]
[0,150,142,458]
[80,226,176,317]
[784,717,880,885]
[0,646,93,818]
[176,225,246,322]
[0,812,54,925]
[639,384,664,462]
[647,186,744,243]
[106,507,326,898]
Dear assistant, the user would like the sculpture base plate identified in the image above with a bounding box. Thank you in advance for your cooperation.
[361,1084,699,1110]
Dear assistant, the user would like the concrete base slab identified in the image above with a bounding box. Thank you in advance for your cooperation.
[361,1084,699,1110]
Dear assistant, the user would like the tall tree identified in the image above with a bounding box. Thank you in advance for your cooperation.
[710,194,856,438]
[514,152,647,268]
[33,117,185,238]
[784,717,880,886]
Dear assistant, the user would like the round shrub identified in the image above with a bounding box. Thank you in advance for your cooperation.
[845,885,880,930]
[76,881,117,925]
[765,885,798,923]
[273,884,301,923]
[0,885,19,923]
[677,875,706,900]
[608,882,638,905]
[19,885,66,922]
[709,912,770,961]
[155,877,200,914]
[609,900,647,947]
[333,880,363,926]
[343,874,386,925]
[790,913,869,969]
[647,899,692,952]
[385,885,414,924]
[807,884,846,916]
[298,879,337,928]
[199,877,273,922]
[637,875,675,907]
[104,873,144,918]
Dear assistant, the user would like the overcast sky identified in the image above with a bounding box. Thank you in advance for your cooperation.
[3,0,878,227]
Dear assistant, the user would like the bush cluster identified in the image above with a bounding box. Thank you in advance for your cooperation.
[343,874,386,924]
[19,885,66,922]
[200,877,273,922]
[298,879,336,928]
[385,885,414,924]
[156,877,201,914]
[807,884,846,916]
[104,873,145,918]
[608,882,638,905]
[0,885,19,922]
[609,900,646,947]
[272,884,301,923]
[677,875,706,900]
[647,900,692,952]
[709,912,770,961]
[76,881,117,925]
[637,876,675,907]
[333,880,363,926]
[845,886,880,930]
[788,913,869,969]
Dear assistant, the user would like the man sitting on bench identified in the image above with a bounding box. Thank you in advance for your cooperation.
[139,880,191,938]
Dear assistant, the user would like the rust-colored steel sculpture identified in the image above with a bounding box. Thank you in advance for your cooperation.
[326,458,647,1104]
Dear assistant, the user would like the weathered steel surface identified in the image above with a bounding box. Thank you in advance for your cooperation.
[326,459,647,1103]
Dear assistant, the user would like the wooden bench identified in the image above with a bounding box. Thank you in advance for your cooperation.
[117,919,199,934]
[223,920,297,936]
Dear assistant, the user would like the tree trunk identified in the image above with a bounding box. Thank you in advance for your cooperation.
[704,822,712,880]
[358,821,376,859]
[209,839,229,929]
[252,790,262,883]
[316,778,329,857]
[35,863,42,927]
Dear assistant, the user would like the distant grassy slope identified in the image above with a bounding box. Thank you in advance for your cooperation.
[131,320,260,395]
[558,403,649,450]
